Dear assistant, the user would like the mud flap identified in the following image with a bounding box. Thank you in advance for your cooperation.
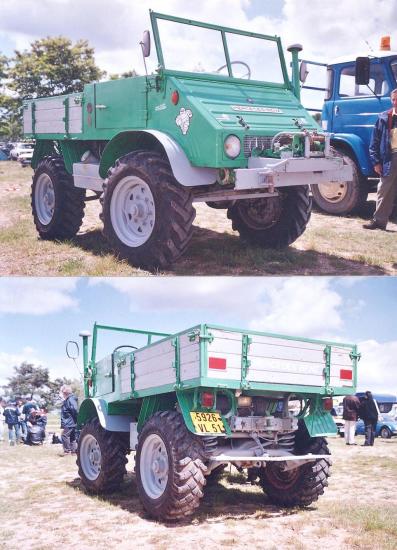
[303,410,337,438]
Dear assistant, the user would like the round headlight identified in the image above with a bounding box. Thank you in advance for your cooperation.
[224,134,241,159]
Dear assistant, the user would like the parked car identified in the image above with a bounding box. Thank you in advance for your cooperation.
[355,415,397,439]
[9,142,34,161]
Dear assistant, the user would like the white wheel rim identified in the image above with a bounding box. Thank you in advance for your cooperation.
[35,173,55,224]
[140,434,169,499]
[80,434,102,480]
[316,181,348,203]
[110,176,155,247]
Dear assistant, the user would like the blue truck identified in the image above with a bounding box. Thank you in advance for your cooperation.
[301,39,397,215]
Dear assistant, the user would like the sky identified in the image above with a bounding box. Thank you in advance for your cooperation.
[0,276,396,396]
[1,0,397,108]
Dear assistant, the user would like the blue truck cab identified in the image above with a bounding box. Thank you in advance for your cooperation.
[304,42,397,214]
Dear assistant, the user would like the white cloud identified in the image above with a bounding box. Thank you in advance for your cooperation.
[357,339,397,394]
[0,278,79,315]
[248,277,343,338]
[90,276,346,340]
[0,349,42,387]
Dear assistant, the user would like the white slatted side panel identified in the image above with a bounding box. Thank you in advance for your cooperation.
[248,335,326,386]
[179,332,200,382]
[329,346,354,387]
[120,359,132,394]
[69,105,82,133]
[95,355,113,395]
[35,98,65,134]
[23,104,32,134]
[207,329,243,381]
[134,338,176,391]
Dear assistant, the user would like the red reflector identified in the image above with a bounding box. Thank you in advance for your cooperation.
[340,369,353,380]
[201,392,215,408]
[171,90,179,105]
[209,357,226,370]
[323,397,333,411]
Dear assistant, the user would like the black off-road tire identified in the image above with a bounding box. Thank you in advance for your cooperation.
[311,151,368,215]
[136,411,207,521]
[101,151,196,269]
[227,185,311,248]
[259,426,331,507]
[77,418,129,494]
[31,156,85,239]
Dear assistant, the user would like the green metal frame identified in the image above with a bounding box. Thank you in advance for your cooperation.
[150,11,291,89]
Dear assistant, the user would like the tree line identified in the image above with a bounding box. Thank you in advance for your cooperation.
[0,36,137,140]
[1,361,83,409]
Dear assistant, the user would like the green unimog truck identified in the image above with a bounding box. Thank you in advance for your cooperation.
[71,322,359,521]
[23,12,352,269]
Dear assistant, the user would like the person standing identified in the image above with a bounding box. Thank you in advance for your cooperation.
[3,400,21,445]
[342,394,360,445]
[359,391,379,446]
[22,398,39,438]
[364,88,397,230]
[60,385,78,455]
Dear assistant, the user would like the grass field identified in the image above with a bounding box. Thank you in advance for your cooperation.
[1,162,396,276]
[1,433,396,549]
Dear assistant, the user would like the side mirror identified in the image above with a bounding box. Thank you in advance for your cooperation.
[355,57,370,85]
[66,340,79,360]
[140,30,151,58]
[299,61,309,83]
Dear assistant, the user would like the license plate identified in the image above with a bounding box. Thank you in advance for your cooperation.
[190,411,226,434]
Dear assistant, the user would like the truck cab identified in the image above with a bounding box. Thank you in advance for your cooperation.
[303,41,397,215]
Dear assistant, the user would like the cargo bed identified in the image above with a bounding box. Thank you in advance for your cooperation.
[90,323,358,401]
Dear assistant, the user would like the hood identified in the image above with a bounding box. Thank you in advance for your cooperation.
[171,76,319,134]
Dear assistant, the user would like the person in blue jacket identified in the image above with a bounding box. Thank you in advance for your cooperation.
[3,400,22,445]
[60,385,78,455]
[364,88,397,230]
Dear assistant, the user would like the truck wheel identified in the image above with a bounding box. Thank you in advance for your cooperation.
[259,430,331,507]
[136,411,207,521]
[77,418,128,494]
[101,151,195,269]
[311,152,368,215]
[227,185,311,248]
[31,156,85,239]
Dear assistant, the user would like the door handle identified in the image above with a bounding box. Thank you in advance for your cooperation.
[334,105,339,115]
[96,104,107,109]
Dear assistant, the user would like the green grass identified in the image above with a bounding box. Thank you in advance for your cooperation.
[1,162,397,275]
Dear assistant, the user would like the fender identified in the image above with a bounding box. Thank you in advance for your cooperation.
[78,397,130,432]
[331,134,373,176]
[99,129,217,186]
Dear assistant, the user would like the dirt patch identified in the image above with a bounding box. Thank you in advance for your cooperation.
[1,436,396,549]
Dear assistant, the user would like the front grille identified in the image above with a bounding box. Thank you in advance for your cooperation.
[243,135,273,157]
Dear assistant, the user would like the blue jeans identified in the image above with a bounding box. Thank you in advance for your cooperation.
[8,423,20,443]
[364,420,377,446]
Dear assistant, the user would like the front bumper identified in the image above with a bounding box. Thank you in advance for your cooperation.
[234,156,353,191]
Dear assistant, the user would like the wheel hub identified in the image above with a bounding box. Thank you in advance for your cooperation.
[80,434,102,480]
[140,433,169,499]
[110,176,155,247]
[239,196,283,229]
[35,173,55,225]
[316,181,348,203]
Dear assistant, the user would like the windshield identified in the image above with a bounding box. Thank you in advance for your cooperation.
[154,15,286,84]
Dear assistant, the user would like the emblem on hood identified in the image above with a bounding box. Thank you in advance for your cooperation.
[176,107,193,135]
